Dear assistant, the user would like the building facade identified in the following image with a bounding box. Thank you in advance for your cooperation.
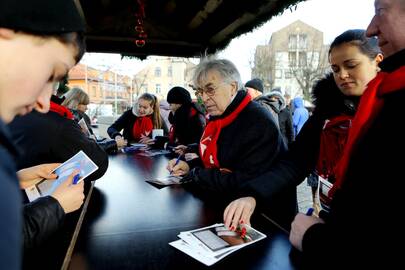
[68,64,134,116]
[252,20,329,99]
[133,56,196,100]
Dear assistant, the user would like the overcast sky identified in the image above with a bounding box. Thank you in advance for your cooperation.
[82,0,375,81]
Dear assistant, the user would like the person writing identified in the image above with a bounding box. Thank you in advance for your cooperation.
[167,58,296,227]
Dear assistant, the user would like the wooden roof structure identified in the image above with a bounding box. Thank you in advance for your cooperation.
[77,0,305,59]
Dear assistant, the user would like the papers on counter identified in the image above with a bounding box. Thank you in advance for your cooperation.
[169,223,266,266]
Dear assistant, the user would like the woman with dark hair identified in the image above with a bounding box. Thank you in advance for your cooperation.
[108,93,168,144]
[152,86,205,149]
[0,0,86,267]
[223,29,383,232]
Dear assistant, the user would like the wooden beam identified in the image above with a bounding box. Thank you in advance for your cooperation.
[188,0,223,30]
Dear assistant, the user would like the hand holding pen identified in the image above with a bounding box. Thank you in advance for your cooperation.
[167,154,189,176]
[170,154,183,174]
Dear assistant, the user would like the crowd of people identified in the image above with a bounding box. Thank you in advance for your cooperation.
[1,0,405,268]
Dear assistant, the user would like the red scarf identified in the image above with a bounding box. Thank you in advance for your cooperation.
[132,116,153,140]
[199,93,252,168]
[168,126,175,144]
[49,101,74,120]
[316,115,353,180]
[330,66,405,196]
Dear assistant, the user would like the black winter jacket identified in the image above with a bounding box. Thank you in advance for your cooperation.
[153,103,205,149]
[0,120,21,270]
[9,110,108,181]
[168,102,205,146]
[23,196,65,249]
[183,91,296,224]
[241,73,359,229]
[107,108,168,143]
[300,49,405,268]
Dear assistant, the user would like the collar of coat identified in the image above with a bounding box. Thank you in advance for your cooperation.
[311,73,360,119]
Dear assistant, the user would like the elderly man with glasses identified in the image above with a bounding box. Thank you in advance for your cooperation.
[168,58,297,229]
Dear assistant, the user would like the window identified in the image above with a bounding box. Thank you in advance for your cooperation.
[156,84,161,94]
[275,52,283,68]
[141,84,148,91]
[288,52,296,67]
[298,34,307,49]
[285,70,293,79]
[299,52,307,67]
[92,86,97,96]
[275,69,282,79]
[154,67,161,77]
[288,35,297,50]
[167,66,172,77]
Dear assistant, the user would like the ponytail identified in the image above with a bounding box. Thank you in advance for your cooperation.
[138,93,162,128]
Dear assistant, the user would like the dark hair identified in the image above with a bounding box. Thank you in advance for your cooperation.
[329,29,381,60]
[46,32,86,63]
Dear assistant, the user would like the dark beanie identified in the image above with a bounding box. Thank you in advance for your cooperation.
[245,78,264,93]
[0,0,85,34]
[167,87,192,105]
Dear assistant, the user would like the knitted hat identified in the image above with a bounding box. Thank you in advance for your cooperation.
[167,86,192,105]
[0,0,85,34]
[245,78,264,93]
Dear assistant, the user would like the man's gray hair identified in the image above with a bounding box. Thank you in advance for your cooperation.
[192,58,243,90]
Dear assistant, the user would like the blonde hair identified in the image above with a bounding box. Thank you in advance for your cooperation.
[62,87,90,110]
[138,93,162,129]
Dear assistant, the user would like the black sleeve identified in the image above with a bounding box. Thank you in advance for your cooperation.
[185,115,282,194]
[54,120,109,181]
[285,111,295,144]
[107,110,131,139]
[188,114,205,144]
[23,196,65,249]
[97,139,118,154]
[241,115,323,204]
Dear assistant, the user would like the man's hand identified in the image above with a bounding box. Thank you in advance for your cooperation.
[17,163,60,189]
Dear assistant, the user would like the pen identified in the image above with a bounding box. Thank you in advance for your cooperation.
[73,174,81,185]
[170,154,182,174]
[306,207,314,216]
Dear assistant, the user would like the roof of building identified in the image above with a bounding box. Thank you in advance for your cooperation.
[77,0,305,59]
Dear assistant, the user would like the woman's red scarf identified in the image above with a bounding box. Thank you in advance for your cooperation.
[49,101,74,120]
[316,114,353,180]
[132,116,153,140]
[199,93,252,168]
[330,66,405,196]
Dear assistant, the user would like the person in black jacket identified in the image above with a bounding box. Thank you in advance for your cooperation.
[108,93,168,144]
[9,95,108,248]
[151,86,205,149]
[223,30,383,233]
[168,58,297,229]
[268,88,294,146]
[290,3,405,267]
[0,0,86,268]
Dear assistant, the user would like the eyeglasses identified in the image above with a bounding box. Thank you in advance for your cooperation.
[194,82,228,97]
